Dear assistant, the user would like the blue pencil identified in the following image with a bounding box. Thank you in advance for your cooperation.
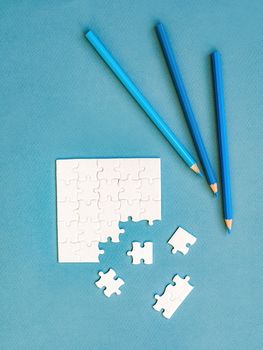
[155,22,218,195]
[211,51,232,232]
[85,30,201,175]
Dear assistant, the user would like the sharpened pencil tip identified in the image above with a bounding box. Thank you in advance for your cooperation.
[214,191,218,199]
[191,164,202,176]
[225,219,232,232]
[210,183,218,196]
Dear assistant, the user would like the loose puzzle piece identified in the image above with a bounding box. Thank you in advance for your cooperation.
[56,158,161,263]
[95,268,124,297]
[127,242,153,264]
[168,227,197,255]
[153,275,194,319]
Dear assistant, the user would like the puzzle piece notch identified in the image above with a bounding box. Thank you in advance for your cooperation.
[76,241,104,263]
[97,159,121,181]
[168,227,197,255]
[139,199,161,226]
[58,231,104,263]
[97,220,125,243]
[95,269,124,297]
[118,199,144,222]
[127,241,153,264]
[153,275,194,319]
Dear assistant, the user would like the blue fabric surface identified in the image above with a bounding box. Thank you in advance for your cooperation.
[0,1,262,349]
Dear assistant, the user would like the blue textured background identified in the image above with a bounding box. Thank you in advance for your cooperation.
[0,1,262,349]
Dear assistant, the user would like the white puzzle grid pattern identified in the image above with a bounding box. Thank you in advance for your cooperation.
[56,158,161,262]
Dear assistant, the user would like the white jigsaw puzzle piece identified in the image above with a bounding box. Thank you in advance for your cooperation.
[119,179,142,203]
[97,220,125,243]
[58,241,81,262]
[57,201,79,225]
[95,269,124,297]
[153,275,194,319]
[139,158,160,182]
[168,227,197,255]
[56,180,79,202]
[76,200,101,223]
[56,159,79,184]
[76,159,100,181]
[76,241,104,263]
[98,200,121,224]
[127,242,153,264]
[115,158,142,180]
[77,178,100,204]
[119,199,144,222]
[97,178,120,201]
[140,200,161,225]
[97,159,120,181]
[138,178,161,201]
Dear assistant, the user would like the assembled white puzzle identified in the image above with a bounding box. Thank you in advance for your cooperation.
[56,158,161,262]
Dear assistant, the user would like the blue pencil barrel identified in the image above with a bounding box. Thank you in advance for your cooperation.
[155,22,217,187]
[85,30,197,168]
[211,51,232,220]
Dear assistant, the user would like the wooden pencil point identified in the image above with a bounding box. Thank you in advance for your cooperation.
[225,219,232,231]
[210,183,218,195]
[190,164,201,175]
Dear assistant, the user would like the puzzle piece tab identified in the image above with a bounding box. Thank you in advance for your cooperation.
[168,227,197,255]
[127,242,153,264]
[95,269,124,297]
[153,275,194,319]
